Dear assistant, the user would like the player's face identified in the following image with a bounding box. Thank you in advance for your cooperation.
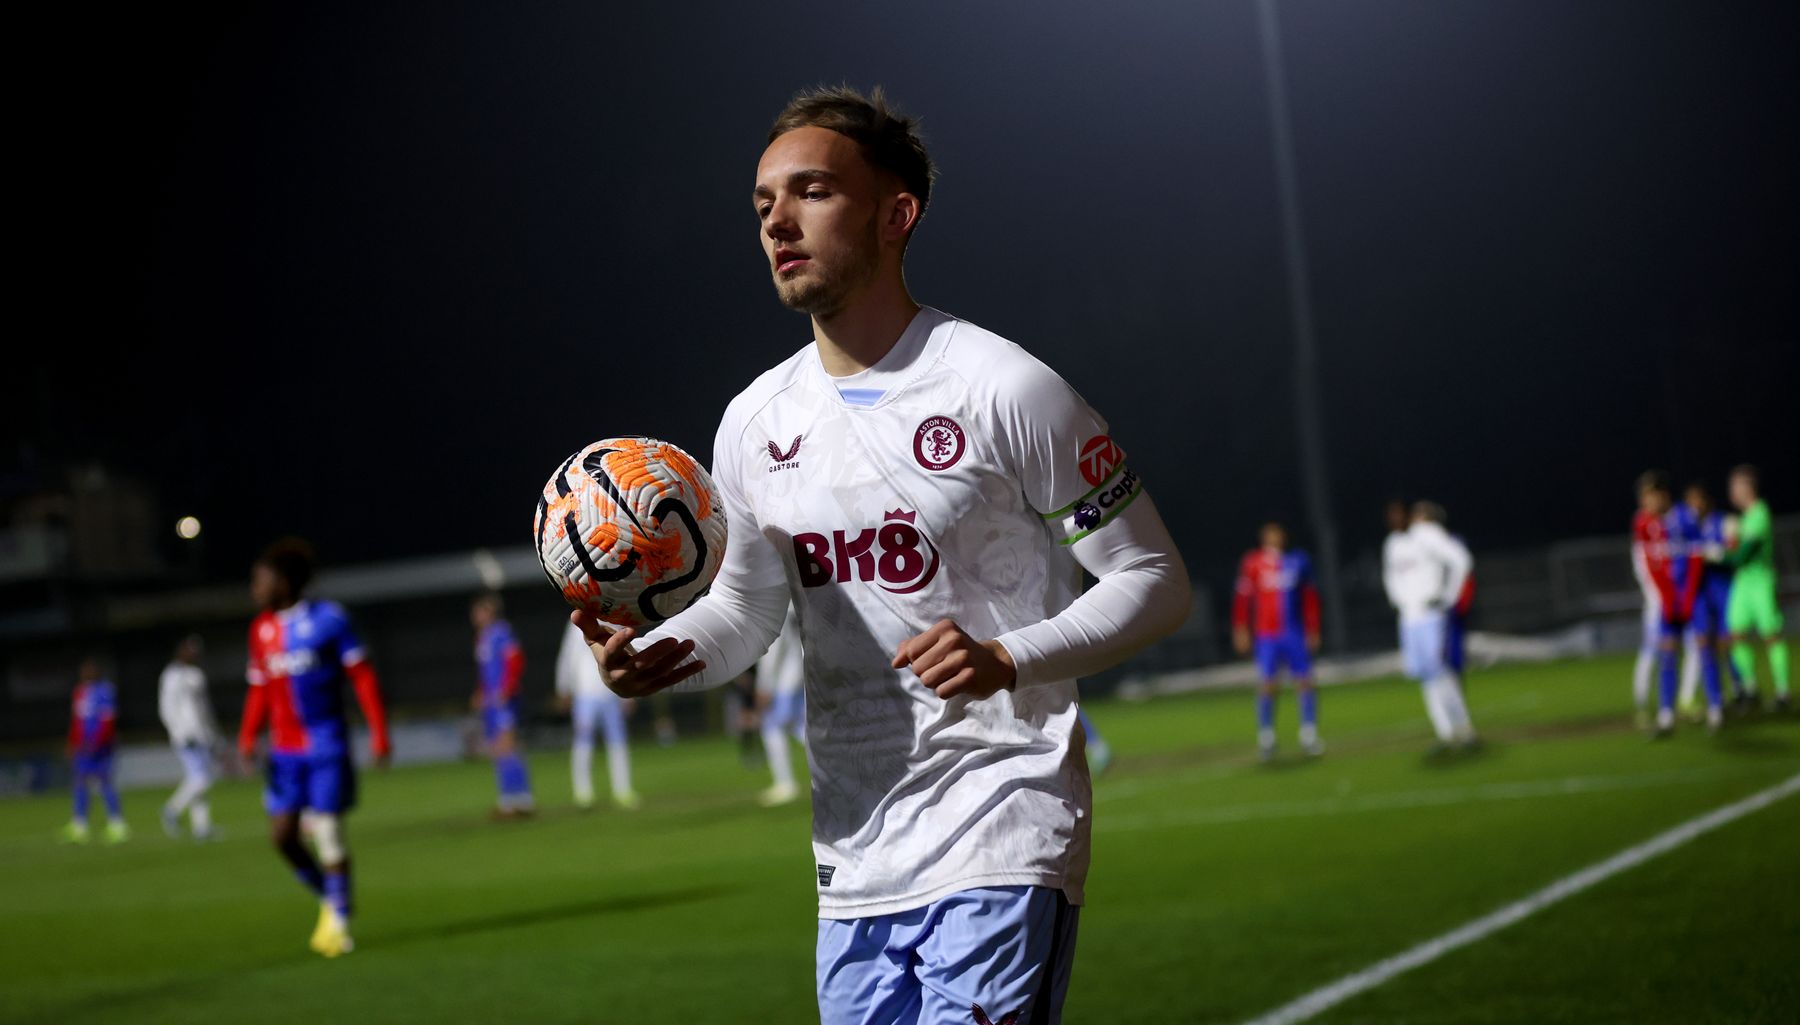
[1639,488,1669,516]
[250,562,287,610]
[470,603,493,629]
[1728,474,1754,510]
[754,127,885,317]
[1261,525,1285,551]
[1685,488,1708,515]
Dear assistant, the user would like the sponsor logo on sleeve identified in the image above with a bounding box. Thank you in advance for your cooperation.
[817,864,836,887]
[913,416,966,471]
[1079,434,1124,487]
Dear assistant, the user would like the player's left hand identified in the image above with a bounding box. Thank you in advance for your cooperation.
[892,619,1017,700]
[1306,631,1321,653]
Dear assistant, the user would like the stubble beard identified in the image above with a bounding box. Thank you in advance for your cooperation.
[773,219,881,318]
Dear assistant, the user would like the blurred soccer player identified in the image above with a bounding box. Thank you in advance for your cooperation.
[1445,535,1476,676]
[1384,502,1477,750]
[555,620,638,809]
[1232,521,1323,760]
[1638,479,1704,737]
[159,634,221,840]
[471,593,535,817]
[1674,483,1733,727]
[1725,466,1790,710]
[755,605,806,806]
[239,538,391,958]
[572,86,1190,1024]
[62,658,128,844]
[1076,707,1113,777]
[1631,472,1676,723]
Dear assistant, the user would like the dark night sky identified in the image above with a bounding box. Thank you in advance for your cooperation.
[11,0,1799,586]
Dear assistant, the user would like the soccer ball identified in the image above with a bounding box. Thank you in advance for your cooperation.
[533,437,728,629]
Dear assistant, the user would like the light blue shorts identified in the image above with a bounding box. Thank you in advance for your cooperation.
[572,693,626,747]
[817,885,1079,1025]
[1400,614,1448,681]
[765,690,804,733]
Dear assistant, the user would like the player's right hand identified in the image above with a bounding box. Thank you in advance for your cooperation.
[571,610,706,699]
[1232,628,1251,656]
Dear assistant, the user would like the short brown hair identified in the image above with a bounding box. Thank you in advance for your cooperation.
[770,85,936,215]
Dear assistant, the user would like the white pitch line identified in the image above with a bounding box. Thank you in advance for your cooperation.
[1239,770,1800,1025]
[1100,764,1757,833]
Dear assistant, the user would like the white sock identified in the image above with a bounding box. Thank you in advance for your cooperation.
[1679,635,1700,706]
[169,775,206,814]
[1422,682,1455,741]
[571,741,595,804]
[763,726,795,790]
[190,802,212,834]
[1632,649,1655,710]
[1434,673,1475,740]
[606,741,632,797]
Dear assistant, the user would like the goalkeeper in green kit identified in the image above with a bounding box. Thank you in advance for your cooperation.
[1726,465,1789,710]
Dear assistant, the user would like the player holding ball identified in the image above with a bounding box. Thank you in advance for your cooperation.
[561,87,1190,1024]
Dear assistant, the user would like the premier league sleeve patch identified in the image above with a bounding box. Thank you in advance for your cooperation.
[1043,434,1141,545]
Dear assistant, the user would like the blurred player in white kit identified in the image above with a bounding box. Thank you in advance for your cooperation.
[556,621,638,810]
[756,604,807,807]
[1384,501,1478,750]
[571,86,1191,1024]
[159,634,221,840]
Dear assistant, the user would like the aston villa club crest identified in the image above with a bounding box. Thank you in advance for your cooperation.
[913,415,965,471]
[766,435,803,473]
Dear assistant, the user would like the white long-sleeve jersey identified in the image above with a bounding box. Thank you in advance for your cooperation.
[1383,521,1473,622]
[158,662,219,748]
[556,621,617,704]
[641,307,1191,918]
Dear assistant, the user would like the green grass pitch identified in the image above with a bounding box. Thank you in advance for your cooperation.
[2,655,1795,1024]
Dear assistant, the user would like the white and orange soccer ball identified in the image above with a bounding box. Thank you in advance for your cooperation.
[533,437,728,629]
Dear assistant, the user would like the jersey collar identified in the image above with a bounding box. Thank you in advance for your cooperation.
[808,306,952,409]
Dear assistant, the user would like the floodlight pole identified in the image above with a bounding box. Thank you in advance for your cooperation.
[1256,0,1348,651]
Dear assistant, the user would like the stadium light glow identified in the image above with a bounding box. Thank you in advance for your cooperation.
[175,516,203,540]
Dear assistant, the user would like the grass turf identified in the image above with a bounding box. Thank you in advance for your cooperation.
[0,654,1794,1025]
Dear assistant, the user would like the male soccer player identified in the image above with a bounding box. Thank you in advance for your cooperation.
[1726,465,1790,710]
[1631,472,1676,722]
[1674,483,1733,726]
[63,658,128,844]
[555,620,638,809]
[1637,478,1705,736]
[471,593,534,817]
[1232,521,1322,759]
[756,605,807,806]
[159,635,221,840]
[1383,502,1477,750]
[571,86,1190,1024]
[239,538,391,958]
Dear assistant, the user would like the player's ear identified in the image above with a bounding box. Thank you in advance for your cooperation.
[884,191,922,244]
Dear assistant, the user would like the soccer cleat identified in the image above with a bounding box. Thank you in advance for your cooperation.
[758,782,800,807]
[1652,707,1676,738]
[1776,695,1792,714]
[104,820,130,844]
[308,903,334,954]
[59,821,91,845]
[1302,735,1326,758]
[160,806,181,839]
[573,793,597,812]
[613,789,642,811]
[310,906,354,958]
[1706,706,1724,734]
